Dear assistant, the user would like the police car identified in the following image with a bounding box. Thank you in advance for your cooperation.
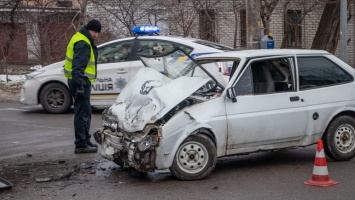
[20,26,234,113]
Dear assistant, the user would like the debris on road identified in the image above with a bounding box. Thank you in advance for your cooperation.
[35,177,53,183]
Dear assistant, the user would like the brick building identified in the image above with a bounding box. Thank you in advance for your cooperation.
[1,0,355,67]
[0,0,79,65]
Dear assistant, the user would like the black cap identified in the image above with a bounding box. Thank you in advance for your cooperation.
[86,19,101,33]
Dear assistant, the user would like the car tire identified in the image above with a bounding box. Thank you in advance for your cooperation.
[322,115,355,161]
[40,83,72,114]
[170,134,217,181]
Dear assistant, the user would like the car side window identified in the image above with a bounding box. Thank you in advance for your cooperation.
[138,40,175,56]
[235,66,253,95]
[234,57,294,95]
[176,45,193,54]
[297,57,353,90]
[268,58,295,92]
[97,41,133,64]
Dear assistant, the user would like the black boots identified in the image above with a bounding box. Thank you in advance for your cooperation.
[74,145,98,154]
[74,134,99,154]
[86,134,99,148]
[87,141,98,148]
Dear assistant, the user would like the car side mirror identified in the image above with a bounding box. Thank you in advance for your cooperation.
[226,87,237,103]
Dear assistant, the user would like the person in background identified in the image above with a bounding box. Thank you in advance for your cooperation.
[64,19,101,154]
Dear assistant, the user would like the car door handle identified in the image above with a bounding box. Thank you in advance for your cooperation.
[290,96,300,102]
[116,69,127,74]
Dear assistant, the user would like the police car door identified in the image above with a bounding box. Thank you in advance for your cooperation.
[91,40,135,104]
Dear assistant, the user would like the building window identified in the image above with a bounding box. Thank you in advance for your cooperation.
[240,9,246,47]
[284,10,302,48]
[56,0,72,8]
[199,9,216,42]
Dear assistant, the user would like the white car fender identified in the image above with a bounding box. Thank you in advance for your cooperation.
[155,104,227,169]
[155,115,215,170]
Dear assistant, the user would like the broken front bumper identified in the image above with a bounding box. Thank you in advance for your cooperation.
[94,128,160,172]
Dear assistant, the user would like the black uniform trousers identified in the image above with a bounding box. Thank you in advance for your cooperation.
[68,78,92,148]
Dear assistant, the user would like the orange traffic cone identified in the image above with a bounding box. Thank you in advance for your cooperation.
[304,140,338,187]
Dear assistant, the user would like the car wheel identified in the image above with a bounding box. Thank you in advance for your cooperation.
[170,134,217,181]
[40,83,72,114]
[323,115,355,161]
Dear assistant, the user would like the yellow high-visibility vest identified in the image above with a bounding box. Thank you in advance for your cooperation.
[64,32,96,82]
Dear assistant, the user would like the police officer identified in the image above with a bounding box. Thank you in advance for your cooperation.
[64,19,101,153]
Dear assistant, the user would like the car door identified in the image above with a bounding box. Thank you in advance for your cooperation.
[225,56,308,155]
[91,40,136,103]
[297,56,355,137]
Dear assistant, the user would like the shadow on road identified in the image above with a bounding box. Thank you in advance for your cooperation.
[19,106,107,115]
[212,147,318,178]
[98,148,319,183]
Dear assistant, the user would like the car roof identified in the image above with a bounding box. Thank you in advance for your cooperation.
[194,49,331,60]
[98,36,200,47]
[98,35,233,50]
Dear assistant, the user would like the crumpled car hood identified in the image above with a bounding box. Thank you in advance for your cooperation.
[109,67,209,132]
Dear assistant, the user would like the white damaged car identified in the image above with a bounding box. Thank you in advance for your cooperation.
[94,48,355,180]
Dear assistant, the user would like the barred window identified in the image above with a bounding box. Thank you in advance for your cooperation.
[199,9,217,42]
[284,10,302,48]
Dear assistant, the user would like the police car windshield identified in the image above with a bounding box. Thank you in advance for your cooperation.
[193,40,234,51]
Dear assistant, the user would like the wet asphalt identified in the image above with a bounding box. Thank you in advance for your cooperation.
[0,103,355,200]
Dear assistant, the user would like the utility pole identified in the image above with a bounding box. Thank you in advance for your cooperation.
[246,0,261,49]
[340,0,347,62]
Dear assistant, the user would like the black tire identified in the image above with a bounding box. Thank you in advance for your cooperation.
[40,83,72,114]
[322,115,355,161]
[170,134,217,181]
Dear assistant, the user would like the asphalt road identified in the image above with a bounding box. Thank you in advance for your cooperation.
[1,103,355,200]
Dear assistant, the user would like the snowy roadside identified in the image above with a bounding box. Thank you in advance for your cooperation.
[0,86,22,103]
[0,69,34,103]
[0,75,25,103]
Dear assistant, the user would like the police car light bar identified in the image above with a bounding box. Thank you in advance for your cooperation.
[132,26,160,36]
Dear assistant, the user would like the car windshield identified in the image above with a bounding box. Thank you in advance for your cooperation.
[139,49,219,93]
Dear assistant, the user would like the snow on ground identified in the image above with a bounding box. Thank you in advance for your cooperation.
[0,65,41,84]
[0,74,27,84]
[0,65,41,102]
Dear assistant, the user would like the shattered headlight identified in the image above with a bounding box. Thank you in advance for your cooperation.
[102,109,118,131]
[138,135,159,151]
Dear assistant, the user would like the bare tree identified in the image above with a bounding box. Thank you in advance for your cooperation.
[243,0,321,49]
[156,0,200,37]
[0,0,21,78]
[311,0,352,53]
[24,1,79,65]
[246,0,261,49]
[0,1,82,67]
[76,0,89,29]
[260,0,279,35]
[192,0,224,42]
[280,0,320,48]
[90,0,150,37]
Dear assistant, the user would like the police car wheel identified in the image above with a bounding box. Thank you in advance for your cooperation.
[40,83,72,114]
